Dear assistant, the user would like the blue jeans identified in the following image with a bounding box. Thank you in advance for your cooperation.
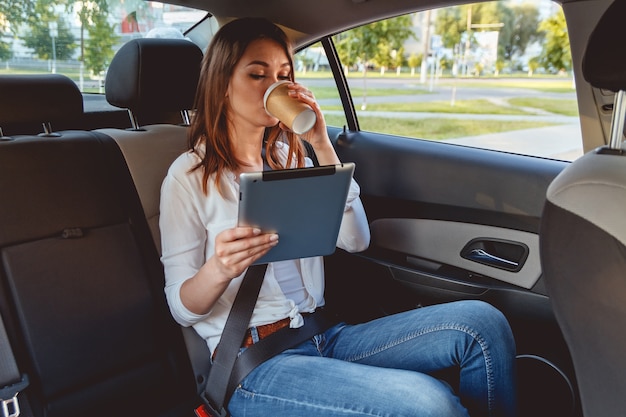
[228,300,517,417]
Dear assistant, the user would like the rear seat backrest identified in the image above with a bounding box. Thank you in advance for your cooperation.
[96,38,203,253]
[0,75,196,417]
[0,74,83,136]
[105,38,201,130]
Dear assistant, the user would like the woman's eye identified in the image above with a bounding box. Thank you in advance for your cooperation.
[250,74,265,80]
[278,75,291,80]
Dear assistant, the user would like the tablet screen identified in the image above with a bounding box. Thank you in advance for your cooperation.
[238,162,355,264]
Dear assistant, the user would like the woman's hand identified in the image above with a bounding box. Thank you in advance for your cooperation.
[179,226,277,315]
[211,226,278,281]
[283,82,327,146]
[283,82,341,165]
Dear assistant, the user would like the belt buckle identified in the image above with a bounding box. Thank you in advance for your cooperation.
[193,401,230,417]
[1,394,20,417]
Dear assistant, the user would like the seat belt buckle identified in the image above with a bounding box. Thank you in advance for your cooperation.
[1,394,20,417]
[0,374,29,417]
[195,403,228,417]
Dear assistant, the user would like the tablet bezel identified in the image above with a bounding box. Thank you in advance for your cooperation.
[238,162,355,264]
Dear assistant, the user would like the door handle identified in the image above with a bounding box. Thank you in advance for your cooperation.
[461,238,529,272]
[467,248,519,269]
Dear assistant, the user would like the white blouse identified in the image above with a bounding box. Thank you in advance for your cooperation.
[159,142,370,352]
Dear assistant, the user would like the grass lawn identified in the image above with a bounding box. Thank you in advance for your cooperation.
[507,97,579,116]
[333,99,534,115]
[323,114,557,140]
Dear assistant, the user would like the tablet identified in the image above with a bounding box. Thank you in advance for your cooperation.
[238,162,355,264]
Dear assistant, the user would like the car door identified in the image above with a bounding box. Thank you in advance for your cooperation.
[305,5,582,416]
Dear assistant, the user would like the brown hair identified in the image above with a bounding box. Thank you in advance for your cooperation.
[189,17,306,194]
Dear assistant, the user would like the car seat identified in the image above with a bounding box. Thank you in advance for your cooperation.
[96,37,203,251]
[539,1,626,416]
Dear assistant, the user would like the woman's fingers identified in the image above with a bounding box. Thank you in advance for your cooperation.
[214,227,278,275]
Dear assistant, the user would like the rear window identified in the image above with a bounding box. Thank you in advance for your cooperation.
[0,0,207,93]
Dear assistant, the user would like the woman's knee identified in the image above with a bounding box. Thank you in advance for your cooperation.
[454,300,515,349]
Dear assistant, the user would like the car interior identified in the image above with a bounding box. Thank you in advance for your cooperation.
[0,0,621,416]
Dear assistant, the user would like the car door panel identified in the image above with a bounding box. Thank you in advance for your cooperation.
[329,128,566,295]
[370,218,540,289]
[322,126,580,416]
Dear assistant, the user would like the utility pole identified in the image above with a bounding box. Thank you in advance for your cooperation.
[420,9,431,84]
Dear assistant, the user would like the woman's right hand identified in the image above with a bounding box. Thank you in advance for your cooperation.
[212,226,278,281]
[179,226,278,315]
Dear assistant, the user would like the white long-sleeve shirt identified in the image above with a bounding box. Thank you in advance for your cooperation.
[159,142,370,352]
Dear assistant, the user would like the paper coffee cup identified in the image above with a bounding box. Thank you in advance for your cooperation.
[264,81,316,134]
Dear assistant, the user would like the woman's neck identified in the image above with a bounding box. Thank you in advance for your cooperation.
[230,126,265,173]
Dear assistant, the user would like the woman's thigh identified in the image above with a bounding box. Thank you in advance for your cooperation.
[326,300,515,372]
[325,300,516,417]
[228,351,468,417]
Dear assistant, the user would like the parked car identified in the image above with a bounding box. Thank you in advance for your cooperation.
[0,0,621,416]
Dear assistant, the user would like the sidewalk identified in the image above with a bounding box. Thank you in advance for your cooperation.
[444,123,583,161]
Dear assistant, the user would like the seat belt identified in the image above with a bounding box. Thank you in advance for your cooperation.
[0,313,29,417]
[197,138,333,417]
[197,267,337,417]
[200,264,268,417]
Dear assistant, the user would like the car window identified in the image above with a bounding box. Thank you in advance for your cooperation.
[325,0,582,161]
[0,0,208,93]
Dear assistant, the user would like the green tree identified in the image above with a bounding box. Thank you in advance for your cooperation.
[407,53,422,76]
[498,3,542,65]
[83,8,117,77]
[0,0,36,33]
[393,47,405,75]
[23,0,76,61]
[334,15,416,74]
[434,6,465,49]
[1,0,37,64]
[0,39,10,61]
[67,0,118,78]
[374,42,392,74]
[537,8,571,74]
[527,56,540,77]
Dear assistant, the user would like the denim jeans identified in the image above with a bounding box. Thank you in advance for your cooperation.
[228,300,517,417]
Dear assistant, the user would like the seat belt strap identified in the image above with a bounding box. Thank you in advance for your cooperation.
[225,309,336,402]
[0,313,29,417]
[199,139,324,417]
[202,264,268,417]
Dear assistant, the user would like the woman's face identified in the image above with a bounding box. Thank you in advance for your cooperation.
[226,38,291,132]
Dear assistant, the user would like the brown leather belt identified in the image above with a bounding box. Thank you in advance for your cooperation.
[242,317,291,348]
[212,317,291,360]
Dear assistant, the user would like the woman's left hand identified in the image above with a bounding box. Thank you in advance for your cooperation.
[283,82,328,145]
[283,82,339,165]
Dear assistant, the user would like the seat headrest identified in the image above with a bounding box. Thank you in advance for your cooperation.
[582,0,625,91]
[0,74,83,124]
[105,38,203,113]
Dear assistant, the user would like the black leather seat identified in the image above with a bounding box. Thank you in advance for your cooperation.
[104,38,202,129]
[0,74,84,136]
[540,1,626,416]
[0,72,197,417]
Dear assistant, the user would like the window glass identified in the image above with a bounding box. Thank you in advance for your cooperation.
[0,0,207,93]
[294,44,347,130]
[331,1,582,161]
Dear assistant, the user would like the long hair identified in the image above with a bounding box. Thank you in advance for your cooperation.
[189,17,306,195]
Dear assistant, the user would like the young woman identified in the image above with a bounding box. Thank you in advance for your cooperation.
[160,17,517,417]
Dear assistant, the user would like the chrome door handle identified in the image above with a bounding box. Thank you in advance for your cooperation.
[467,248,519,269]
